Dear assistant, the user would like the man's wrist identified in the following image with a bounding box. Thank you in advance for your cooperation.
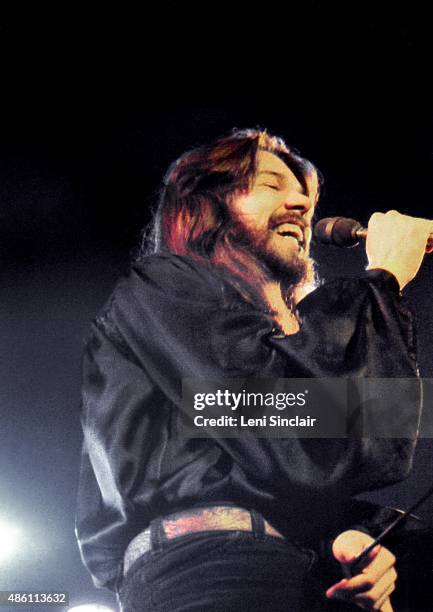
[365,265,403,291]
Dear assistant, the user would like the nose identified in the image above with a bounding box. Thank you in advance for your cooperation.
[283,191,312,216]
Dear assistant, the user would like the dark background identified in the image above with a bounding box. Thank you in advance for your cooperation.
[1,7,432,610]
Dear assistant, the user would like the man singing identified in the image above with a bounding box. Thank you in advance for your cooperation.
[76,128,432,610]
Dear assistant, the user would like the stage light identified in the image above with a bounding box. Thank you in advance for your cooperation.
[0,520,20,562]
[67,605,116,612]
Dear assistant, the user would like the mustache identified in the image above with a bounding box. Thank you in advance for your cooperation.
[269,213,309,231]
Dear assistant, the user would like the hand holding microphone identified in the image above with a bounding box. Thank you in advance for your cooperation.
[313,211,433,289]
[366,211,433,289]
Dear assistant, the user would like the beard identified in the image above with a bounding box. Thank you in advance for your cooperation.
[228,218,313,290]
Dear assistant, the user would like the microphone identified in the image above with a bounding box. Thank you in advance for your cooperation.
[313,216,433,250]
[313,217,367,247]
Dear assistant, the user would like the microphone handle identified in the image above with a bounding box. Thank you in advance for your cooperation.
[355,227,433,252]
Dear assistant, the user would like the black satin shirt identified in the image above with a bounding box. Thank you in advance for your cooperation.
[75,253,420,591]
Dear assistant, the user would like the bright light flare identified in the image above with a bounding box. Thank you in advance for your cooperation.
[0,520,21,562]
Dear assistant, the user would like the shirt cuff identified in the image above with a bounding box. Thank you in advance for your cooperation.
[363,269,401,295]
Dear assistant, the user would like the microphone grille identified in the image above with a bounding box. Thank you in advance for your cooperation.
[313,217,363,247]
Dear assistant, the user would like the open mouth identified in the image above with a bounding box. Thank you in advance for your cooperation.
[272,223,305,247]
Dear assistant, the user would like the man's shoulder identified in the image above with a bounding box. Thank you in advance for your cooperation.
[119,252,226,306]
[94,252,254,335]
[133,251,216,278]
[90,253,225,341]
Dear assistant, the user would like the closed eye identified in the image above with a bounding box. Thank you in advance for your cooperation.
[264,184,279,190]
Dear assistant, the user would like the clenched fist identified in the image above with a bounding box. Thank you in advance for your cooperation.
[366,210,433,289]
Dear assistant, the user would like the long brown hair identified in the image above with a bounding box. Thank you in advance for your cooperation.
[137,128,322,309]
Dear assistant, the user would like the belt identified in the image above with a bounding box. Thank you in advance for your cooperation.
[123,505,285,577]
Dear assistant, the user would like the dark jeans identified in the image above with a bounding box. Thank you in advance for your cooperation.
[117,516,318,612]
